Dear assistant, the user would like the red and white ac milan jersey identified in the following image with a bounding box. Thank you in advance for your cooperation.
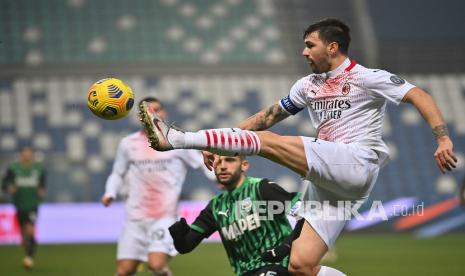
[280,58,415,159]
[104,131,208,221]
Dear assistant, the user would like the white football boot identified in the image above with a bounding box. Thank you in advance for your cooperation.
[139,101,182,151]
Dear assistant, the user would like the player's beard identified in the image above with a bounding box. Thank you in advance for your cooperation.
[216,168,243,188]
[308,56,331,74]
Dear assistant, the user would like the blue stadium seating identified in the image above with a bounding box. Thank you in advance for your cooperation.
[1,75,464,204]
[0,0,284,65]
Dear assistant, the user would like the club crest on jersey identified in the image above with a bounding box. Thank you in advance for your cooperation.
[342,82,351,95]
[240,198,253,213]
[390,75,405,85]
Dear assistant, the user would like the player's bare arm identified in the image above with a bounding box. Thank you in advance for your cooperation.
[402,87,458,173]
[238,102,290,131]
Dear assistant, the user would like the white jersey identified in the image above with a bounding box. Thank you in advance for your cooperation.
[280,58,415,160]
[104,131,209,221]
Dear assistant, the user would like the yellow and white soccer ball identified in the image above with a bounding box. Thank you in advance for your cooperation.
[87,78,135,120]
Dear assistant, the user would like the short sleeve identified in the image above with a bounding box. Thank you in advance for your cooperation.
[191,201,217,238]
[279,77,307,115]
[364,70,415,105]
[179,149,203,169]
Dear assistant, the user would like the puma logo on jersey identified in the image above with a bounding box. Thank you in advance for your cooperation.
[218,210,230,217]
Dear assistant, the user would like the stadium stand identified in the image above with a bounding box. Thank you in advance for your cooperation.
[368,0,465,73]
[1,74,464,204]
[0,0,284,65]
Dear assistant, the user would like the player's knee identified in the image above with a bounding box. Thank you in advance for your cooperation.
[288,260,303,275]
[147,259,166,271]
[116,269,136,276]
[147,264,163,272]
[116,264,137,276]
[147,261,169,275]
[25,227,35,237]
[288,254,319,276]
[24,224,35,236]
[149,267,171,276]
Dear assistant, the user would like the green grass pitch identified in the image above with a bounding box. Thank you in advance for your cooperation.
[1,234,464,275]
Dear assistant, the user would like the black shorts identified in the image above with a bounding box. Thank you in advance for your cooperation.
[243,264,289,276]
[16,209,38,227]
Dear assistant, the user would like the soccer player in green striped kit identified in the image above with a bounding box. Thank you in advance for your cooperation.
[2,146,46,269]
[169,155,301,276]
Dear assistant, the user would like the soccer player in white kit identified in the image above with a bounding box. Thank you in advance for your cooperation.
[102,97,213,276]
[139,19,458,276]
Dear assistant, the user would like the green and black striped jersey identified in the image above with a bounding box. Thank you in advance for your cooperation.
[2,162,46,211]
[191,176,300,276]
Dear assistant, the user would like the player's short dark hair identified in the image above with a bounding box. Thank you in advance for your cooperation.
[303,18,351,55]
[19,145,33,152]
[138,97,163,111]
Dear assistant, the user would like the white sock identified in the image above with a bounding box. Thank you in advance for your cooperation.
[176,128,261,155]
[317,266,346,276]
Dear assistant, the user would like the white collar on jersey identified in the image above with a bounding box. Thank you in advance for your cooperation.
[326,58,352,79]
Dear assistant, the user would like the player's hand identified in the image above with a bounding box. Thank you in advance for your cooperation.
[7,185,16,195]
[101,196,114,207]
[434,136,458,173]
[169,218,191,239]
[203,151,220,171]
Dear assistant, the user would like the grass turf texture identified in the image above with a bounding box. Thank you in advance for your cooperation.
[0,234,464,275]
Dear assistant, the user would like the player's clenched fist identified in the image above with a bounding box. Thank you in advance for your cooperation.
[169,218,190,238]
[101,196,113,207]
[434,136,458,174]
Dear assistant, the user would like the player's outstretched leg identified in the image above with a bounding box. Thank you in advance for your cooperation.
[139,101,260,155]
[139,101,308,176]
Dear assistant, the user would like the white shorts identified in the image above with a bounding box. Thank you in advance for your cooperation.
[117,217,178,261]
[300,137,380,248]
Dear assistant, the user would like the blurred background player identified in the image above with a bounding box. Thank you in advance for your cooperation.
[1,146,46,269]
[101,97,214,276]
[169,155,301,276]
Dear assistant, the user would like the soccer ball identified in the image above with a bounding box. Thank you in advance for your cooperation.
[87,78,135,120]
